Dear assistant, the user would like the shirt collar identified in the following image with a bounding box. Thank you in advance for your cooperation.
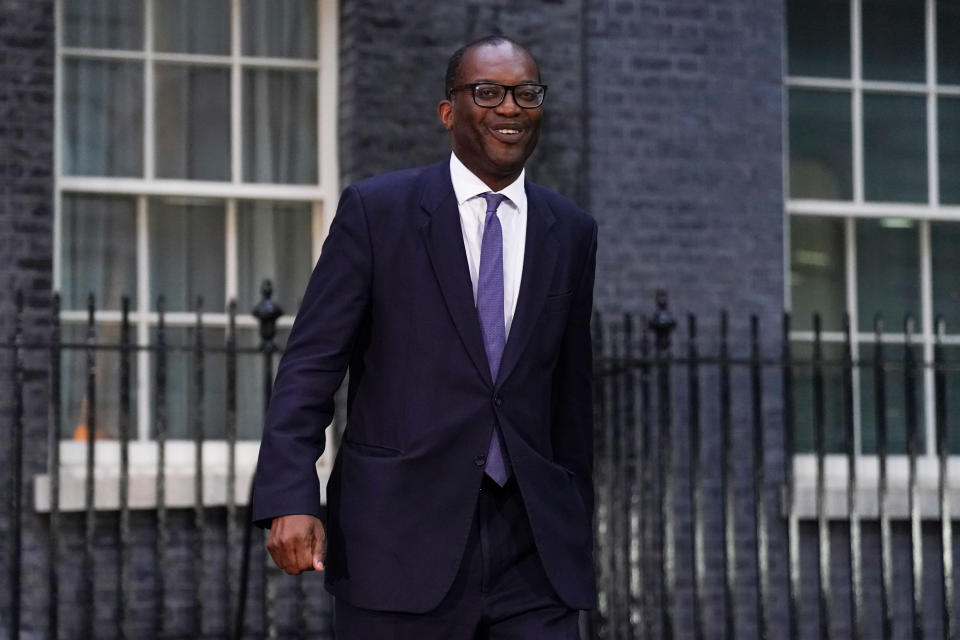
[449,152,526,213]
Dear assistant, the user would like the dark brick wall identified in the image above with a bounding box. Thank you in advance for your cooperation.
[0,1,55,638]
[585,0,785,324]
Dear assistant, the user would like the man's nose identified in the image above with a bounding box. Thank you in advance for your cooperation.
[494,89,521,115]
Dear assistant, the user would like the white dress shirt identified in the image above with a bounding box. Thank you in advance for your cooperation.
[449,152,527,337]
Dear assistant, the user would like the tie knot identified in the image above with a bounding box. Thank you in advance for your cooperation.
[481,192,507,216]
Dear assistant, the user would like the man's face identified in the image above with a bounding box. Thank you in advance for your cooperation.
[438,43,542,191]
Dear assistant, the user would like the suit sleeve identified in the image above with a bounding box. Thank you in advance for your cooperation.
[251,185,373,528]
[551,220,598,518]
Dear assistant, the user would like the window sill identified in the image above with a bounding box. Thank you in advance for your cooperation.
[33,440,335,512]
[791,453,960,520]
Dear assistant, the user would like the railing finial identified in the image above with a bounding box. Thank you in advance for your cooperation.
[252,279,284,348]
[649,289,676,352]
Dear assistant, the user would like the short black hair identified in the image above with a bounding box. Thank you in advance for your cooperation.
[444,35,538,98]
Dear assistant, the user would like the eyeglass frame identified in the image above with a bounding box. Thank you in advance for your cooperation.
[447,82,548,109]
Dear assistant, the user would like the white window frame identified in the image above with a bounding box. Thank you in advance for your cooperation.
[786,0,960,517]
[42,0,340,511]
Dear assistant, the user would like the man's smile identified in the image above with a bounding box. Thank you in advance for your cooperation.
[488,125,525,142]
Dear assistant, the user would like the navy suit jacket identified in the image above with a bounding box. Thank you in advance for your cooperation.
[252,160,598,613]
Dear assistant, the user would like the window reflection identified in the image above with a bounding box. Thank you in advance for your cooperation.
[856,218,920,332]
[237,201,313,314]
[862,0,926,82]
[155,64,231,181]
[242,0,318,59]
[63,0,143,50]
[243,69,318,184]
[789,89,853,200]
[786,0,850,78]
[931,222,960,328]
[61,194,137,310]
[790,216,846,331]
[863,93,927,203]
[148,198,225,312]
[154,0,230,55]
[63,59,143,177]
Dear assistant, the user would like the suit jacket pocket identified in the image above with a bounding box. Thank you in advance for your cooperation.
[343,439,404,458]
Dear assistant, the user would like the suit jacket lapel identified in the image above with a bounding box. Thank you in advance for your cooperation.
[496,183,558,388]
[419,163,494,388]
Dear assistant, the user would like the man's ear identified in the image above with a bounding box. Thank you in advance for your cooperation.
[438,100,454,131]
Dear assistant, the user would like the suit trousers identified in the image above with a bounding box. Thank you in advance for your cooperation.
[333,476,581,639]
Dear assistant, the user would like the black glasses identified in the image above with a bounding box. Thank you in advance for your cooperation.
[448,82,547,109]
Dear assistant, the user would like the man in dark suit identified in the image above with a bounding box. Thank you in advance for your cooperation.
[252,35,598,638]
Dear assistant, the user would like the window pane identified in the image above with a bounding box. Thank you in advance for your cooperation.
[149,327,226,439]
[788,89,853,199]
[862,0,925,82]
[790,216,846,331]
[860,342,924,455]
[237,201,313,314]
[63,59,143,177]
[790,341,847,454]
[932,222,960,328]
[148,198,225,311]
[242,0,317,59]
[786,0,850,78]
[856,218,920,332]
[60,324,138,440]
[243,69,318,184]
[154,0,229,55]
[940,97,960,205]
[944,347,960,454]
[939,2,960,85]
[63,0,143,50]
[61,194,137,310]
[155,64,230,181]
[863,93,927,203]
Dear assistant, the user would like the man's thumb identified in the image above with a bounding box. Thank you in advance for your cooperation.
[312,532,325,571]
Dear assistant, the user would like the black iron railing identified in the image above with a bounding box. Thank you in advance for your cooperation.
[588,293,960,640]
[5,287,960,639]
[4,281,323,640]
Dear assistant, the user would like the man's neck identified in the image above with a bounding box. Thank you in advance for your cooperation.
[449,152,525,195]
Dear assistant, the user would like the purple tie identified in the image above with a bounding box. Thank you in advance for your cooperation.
[478,193,510,486]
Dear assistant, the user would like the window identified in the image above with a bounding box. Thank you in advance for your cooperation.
[50,0,339,506]
[786,0,960,459]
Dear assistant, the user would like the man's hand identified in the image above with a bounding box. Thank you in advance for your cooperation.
[266,514,326,574]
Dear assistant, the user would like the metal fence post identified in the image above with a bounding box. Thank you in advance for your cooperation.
[155,295,169,640]
[687,314,704,640]
[83,293,97,640]
[649,290,675,640]
[843,313,862,640]
[48,293,61,640]
[719,310,735,640]
[9,290,24,640]
[192,297,207,639]
[935,316,955,640]
[590,311,608,638]
[249,280,283,640]
[226,299,239,639]
[118,296,132,640]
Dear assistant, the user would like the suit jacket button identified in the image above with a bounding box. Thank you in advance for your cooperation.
[474,455,486,467]
[494,395,502,407]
